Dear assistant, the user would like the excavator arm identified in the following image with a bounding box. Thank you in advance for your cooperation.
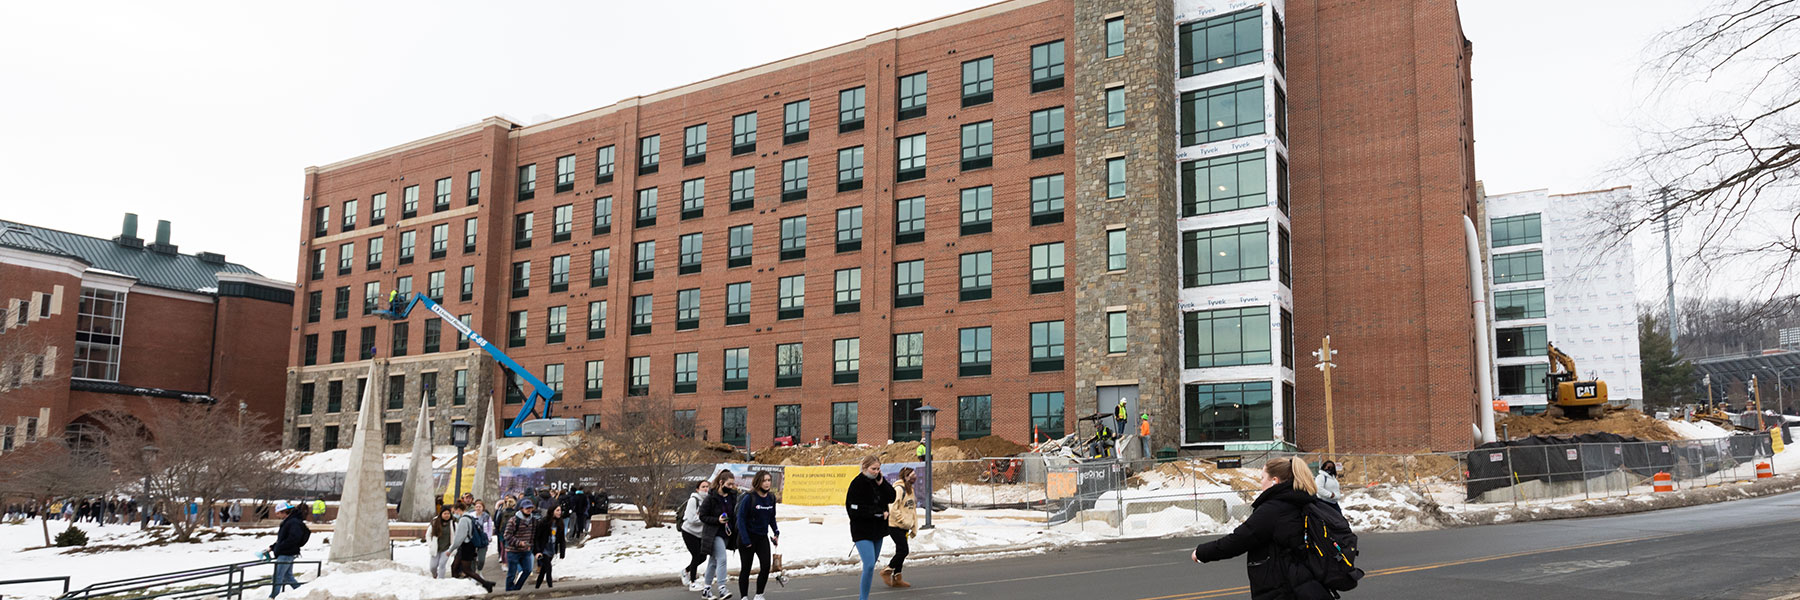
[375,293,559,437]
[1546,342,1579,379]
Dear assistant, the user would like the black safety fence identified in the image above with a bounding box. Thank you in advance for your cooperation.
[1465,434,1780,503]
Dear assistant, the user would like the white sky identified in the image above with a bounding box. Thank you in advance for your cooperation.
[0,0,1711,297]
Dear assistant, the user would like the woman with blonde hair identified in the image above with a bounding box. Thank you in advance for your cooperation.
[880,467,918,588]
[844,456,895,600]
[1190,457,1326,600]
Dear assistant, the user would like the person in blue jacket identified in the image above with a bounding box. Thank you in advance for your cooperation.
[735,471,781,600]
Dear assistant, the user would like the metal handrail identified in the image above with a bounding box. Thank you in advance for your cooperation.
[0,576,71,597]
[56,558,322,600]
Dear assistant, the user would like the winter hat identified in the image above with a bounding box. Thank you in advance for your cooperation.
[519,499,535,510]
[279,502,301,513]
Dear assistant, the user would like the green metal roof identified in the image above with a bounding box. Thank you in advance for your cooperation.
[0,219,263,294]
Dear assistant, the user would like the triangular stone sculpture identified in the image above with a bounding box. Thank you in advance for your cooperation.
[472,408,500,503]
[398,404,436,522]
[330,361,393,562]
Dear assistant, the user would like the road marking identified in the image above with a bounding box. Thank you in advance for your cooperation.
[1141,532,1682,600]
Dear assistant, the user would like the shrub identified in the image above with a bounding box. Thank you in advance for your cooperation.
[54,524,89,547]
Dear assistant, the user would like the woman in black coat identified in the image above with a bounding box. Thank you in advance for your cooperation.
[532,505,568,589]
[1191,457,1329,600]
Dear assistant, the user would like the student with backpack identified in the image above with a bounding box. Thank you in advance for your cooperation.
[1190,457,1362,600]
[678,479,714,591]
[446,502,496,593]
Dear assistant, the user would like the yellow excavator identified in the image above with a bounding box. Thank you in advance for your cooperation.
[1546,342,1608,419]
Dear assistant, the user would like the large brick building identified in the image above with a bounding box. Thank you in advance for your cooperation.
[0,215,294,451]
[286,0,1481,454]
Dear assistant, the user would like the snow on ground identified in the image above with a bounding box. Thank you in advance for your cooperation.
[1663,419,1733,440]
[1338,485,1451,532]
[941,482,1047,505]
[284,559,481,600]
[275,440,566,474]
[0,521,333,599]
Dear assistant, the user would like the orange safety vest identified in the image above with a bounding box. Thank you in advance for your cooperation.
[1139,419,1150,437]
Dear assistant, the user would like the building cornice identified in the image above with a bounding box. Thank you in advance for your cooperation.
[0,246,88,279]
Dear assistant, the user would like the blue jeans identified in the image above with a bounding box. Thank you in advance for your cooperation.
[504,551,534,591]
[706,536,731,588]
[855,538,884,600]
[270,555,300,597]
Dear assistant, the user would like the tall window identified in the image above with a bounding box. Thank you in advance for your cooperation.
[833,338,860,384]
[1494,289,1547,320]
[343,199,358,230]
[832,402,858,443]
[891,398,922,442]
[1030,40,1065,91]
[363,281,380,314]
[835,267,862,313]
[429,225,447,258]
[770,404,801,439]
[780,216,807,260]
[893,332,923,380]
[684,123,707,163]
[588,300,607,339]
[1183,222,1269,287]
[836,207,863,252]
[630,294,653,335]
[778,275,805,320]
[1182,150,1267,216]
[1496,326,1548,358]
[958,327,991,377]
[300,382,316,415]
[591,247,611,286]
[367,237,383,268]
[547,305,567,343]
[1031,174,1064,224]
[784,99,810,143]
[593,196,612,233]
[1031,392,1066,440]
[721,406,747,446]
[391,321,409,357]
[896,196,925,243]
[677,288,700,329]
[724,347,749,390]
[1030,242,1066,293]
[636,187,658,227]
[726,282,751,325]
[1499,364,1551,396]
[1107,228,1128,271]
[585,360,604,399]
[402,185,419,217]
[334,286,350,318]
[1179,9,1262,77]
[1030,320,1065,372]
[895,260,924,306]
[960,251,992,301]
[639,134,661,172]
[728,224,754,267]
[1184,381,1273,443]
[839,86,866,131]
[1492,214,1543,247]
[730,168,755,211]
[732,112,758,153]
[1107,157,1126,198]
[464,217,478,253]
[781,157,808,201]
[307,291,322,323]
[958,395,992,439]
[1106,17,1125,58]
[1106,87,1125,128]
[460,265,475,301]
[370,192,387,223]
[555,155,576,192]
[553,204,573,241]
[511,260,531,298]
[629,356,649,396]
[543,363,564,400]
[960,186,992,234]
[508,310,528,347]
[1181,80,1265,145]
[775,342,803,387]
[1493,250,1545,284]
[514,212,533,249]
[428,270,446,300]
[595,145,615,183]
[1030,108,1064,157]
[961,121,994,170]
[1107,311,1128,354]
[674,352,698,393]
[897,134,927,182]
[679,233,703,274]
[72,288,125,381]
[516,165,536,201]
[454,369,469,405]
[961,57,994,106]
[398,230,416,263]
[304,334,319,366]
[681,178,705,219]
[1183,306,1272,368]
[838,146,865,191]
[898,72,928,120]
[467,170,481,204]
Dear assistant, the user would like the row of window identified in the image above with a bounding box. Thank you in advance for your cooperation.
[308,217,481,280]
[1178,7,1284,78]
[1182,306,1295,370]
[1180,78,1286,148]
[300,309,475,366]
[295,369,472,417]
[312,172,481,238]
[304,264,481,326]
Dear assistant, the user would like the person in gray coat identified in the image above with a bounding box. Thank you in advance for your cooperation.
[1314,460,1343,515]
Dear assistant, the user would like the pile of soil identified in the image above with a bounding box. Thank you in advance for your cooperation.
[1132,460,1263,492]
[1497,409,1680,442]
[1333,453,1466,486]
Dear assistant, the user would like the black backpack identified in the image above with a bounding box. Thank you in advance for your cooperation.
[1292,500,1364,595]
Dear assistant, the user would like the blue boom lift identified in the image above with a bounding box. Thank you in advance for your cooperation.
[374,292,581,437]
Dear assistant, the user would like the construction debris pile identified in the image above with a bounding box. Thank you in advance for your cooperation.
[1497,409,1682,442]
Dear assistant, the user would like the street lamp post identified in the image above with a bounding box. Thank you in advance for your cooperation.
[139,445,159,531]
[915,405,940,530]
[449,420,473,502]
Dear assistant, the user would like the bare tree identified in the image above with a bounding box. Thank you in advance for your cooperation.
[560,395,722,528]
[0,439,113,547]
[93,400,283,542]
[1611,0,1800,297]
[0,303,60,403]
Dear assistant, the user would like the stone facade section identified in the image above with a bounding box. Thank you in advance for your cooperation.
[283,352,497,452]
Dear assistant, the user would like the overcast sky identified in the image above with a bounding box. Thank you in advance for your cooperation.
[0,0,1710,296]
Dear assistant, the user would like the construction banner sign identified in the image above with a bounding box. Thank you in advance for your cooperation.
[780,465,863,506]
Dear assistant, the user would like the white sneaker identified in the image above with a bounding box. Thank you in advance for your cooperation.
[681,572,693,589]
[753,595,767,600]
[689,580,706,592]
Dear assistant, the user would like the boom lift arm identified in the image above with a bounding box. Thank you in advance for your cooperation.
[374,292,561,437]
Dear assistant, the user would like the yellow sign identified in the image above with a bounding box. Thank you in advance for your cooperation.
[1047,471,1077,500]
[443,468,476,505]
[1774,429,1786,455]
[780,465,862,506]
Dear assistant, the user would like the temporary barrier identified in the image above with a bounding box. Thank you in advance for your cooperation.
[1756,462,1773,479]
[1653,472,1674,493]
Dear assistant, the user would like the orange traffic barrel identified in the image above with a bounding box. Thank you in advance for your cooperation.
[1653,472,1674,493]
[1756,462,1773,479]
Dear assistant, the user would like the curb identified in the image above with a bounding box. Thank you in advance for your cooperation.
[1445,473,1800,526]
[445,542,1048,599]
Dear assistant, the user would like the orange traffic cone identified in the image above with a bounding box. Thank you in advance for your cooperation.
[1653,472,1674,493]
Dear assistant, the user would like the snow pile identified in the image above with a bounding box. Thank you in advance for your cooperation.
[282,560,482,600]
[0,521,338,600]
[1338,485,1450,532]
[942,482,1047,504]
[1662,419,1732,440]
[275,441,567,474]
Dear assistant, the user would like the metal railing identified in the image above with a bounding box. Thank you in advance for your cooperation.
[0,576,70,598]
[55,558,322,600]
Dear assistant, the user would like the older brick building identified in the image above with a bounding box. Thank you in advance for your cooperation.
[0,216,294,451]
[287,0,1480,454]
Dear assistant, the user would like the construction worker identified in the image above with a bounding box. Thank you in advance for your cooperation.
[1115,398,1129,433]
[915,442,927,462]
[1139,413,1152,459]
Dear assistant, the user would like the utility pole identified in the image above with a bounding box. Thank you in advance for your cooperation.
[1312,336,1339,455]
[1659,188,1680,354]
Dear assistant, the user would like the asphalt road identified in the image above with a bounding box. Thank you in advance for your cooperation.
[574,490,1800,600]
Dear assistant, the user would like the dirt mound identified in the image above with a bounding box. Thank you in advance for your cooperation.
[1497,409,1681,442]
[1333,454,1466,486]
[1132,460,1263,492]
